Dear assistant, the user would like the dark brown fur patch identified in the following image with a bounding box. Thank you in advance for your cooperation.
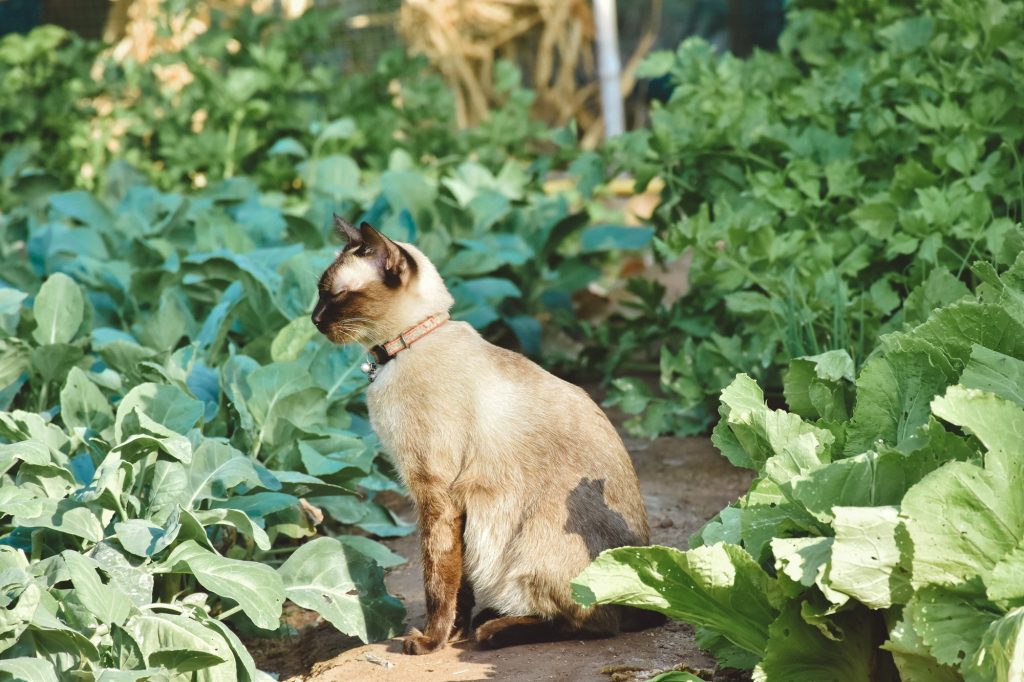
[403,492,465,655]
[564,477,642,559]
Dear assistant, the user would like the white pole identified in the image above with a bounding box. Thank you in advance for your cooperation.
[593,0,625,138]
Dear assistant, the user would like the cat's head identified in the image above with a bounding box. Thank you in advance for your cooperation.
[311,216,453,346]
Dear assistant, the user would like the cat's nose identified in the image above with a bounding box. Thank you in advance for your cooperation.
[311,301,327,330]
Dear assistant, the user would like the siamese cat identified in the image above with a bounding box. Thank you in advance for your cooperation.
[311,216,661,654]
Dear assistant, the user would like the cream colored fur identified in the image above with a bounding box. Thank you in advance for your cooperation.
[362,242,649,624]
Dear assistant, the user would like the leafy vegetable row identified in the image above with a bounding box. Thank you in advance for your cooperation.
[600,0,1024,436]
[574,255,1024,680]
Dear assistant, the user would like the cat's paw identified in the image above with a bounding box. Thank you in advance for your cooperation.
[402,627,445,655]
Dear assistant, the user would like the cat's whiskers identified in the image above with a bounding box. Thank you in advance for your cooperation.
[334,317,387,346]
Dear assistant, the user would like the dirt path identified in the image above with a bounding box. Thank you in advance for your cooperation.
[255,417,753,682]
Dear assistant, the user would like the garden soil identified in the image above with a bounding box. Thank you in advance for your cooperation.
[252,402,754,682]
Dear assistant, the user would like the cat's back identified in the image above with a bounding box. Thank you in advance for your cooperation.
[369,321,628,473]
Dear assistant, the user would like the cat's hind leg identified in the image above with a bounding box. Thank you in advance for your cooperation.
[474,604,620,649]
[474,616,574,648]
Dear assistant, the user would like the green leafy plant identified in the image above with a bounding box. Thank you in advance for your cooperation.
[600,0,1024,436]
[0,173,418,675]
[573,255,1024,681]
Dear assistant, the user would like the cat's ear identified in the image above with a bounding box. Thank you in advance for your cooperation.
[333,214,362,244]
[359,222,405,276]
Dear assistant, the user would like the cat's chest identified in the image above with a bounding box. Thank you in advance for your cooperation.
[364,357,477,482]
[365,363,442,459]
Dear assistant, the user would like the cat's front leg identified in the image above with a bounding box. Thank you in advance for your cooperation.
[404,491,464,655]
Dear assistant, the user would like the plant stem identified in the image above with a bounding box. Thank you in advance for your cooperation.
[37,381,50,412]
[224,109,245,178]
[217,604,243,621]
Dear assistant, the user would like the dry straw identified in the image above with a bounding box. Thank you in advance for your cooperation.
[399,0,657,147]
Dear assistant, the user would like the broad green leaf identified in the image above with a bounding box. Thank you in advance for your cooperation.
[270,316,318,363]
[279,536,405,643]
[0,440,52,474]
[881,617,961,682]
[298,438,375,478]
[192,508,271,551]
[124,612,230,675]
[0,577,39,654]
[30,343,83,387]
[145,460,188,524]
[900,387,1024,587]
[214,491,298,519]
[713,374,833,482]
[0,486,43,517]
[91,669,165,681]
[783,350,854,421]
[960,344,1024,408]
[932,385,1024,464]
[59,367,114,434]
[241,362,325,458]
[114,382,204,442]
[881,302,1024,369]
[337,535,406,569]
[572,544,781,657]
[963,606,1024,682]
[137,288,196,351]
[988,543,1024,605]
[112,416,193,463]
[755,602,877,682]
[784,450,931,523]
[695,505,742,547]
[88,542,154,607]
[379,169,436,224]
[738,477,822,562]
[32,273,84,346]
[828,506,911,608]
[902,456,1023,587]
[300,154,361,200]
[0,411,69,454]
[14,461,75,499]
[184,440,267,508]
[844,351,956,456]
[50,190,113,229]
[0,657,59,682]
[316,116,357,144]
[267,137,308,158]
[193,610,265,682]
[309,496,414,537]
[62,551,132,626]
[307,342,365,403]
[78,450,133,514]
[14,499,104,543]
[115,516,179,558]
[770,537,835,596]
[905,583,999,669]
[162,540,284,630]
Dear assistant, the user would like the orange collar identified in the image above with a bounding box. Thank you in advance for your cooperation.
[363,312,450,381]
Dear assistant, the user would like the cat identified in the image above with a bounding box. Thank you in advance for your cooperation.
[311,216,661,653]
